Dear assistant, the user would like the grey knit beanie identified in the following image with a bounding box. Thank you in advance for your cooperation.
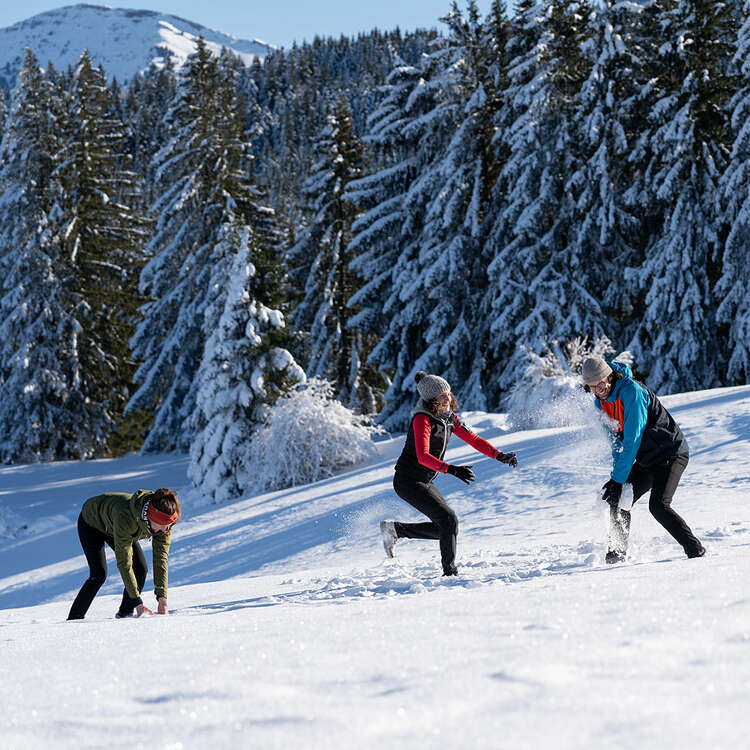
[415,370,451,401]
[581,357,613,385]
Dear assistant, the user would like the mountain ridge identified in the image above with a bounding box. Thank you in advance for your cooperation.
[0,3,274,92]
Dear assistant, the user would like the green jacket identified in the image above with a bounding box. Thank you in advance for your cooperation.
[81,490,171,600]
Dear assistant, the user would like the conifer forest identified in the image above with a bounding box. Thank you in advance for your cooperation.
[0,0,749,489]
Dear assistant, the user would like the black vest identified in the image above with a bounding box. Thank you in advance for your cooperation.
[394,410,456,483]
[636,382,689,466]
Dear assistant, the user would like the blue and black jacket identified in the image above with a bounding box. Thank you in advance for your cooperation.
[595,362,689,483]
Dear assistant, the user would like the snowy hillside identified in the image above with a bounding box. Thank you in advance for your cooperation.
[0,3,273,88]
[1,385,749,748]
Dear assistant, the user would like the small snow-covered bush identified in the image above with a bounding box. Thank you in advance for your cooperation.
[504,336,633,429]
[247,378,386,491]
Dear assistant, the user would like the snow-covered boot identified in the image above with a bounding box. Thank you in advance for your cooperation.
[605,550,625,564]
[380,520,398,558]
[607,506,631,563]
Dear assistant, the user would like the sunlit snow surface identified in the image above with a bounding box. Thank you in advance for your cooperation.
[0,4,273,86]
[1,386,749,748]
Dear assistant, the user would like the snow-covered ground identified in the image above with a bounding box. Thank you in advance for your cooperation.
[1,386,749,749]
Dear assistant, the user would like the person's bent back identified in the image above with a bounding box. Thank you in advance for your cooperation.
[67,488,180,620]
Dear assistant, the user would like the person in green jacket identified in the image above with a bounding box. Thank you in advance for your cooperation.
[67,488,181,620]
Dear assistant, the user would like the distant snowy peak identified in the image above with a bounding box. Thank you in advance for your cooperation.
[0,3,275,89]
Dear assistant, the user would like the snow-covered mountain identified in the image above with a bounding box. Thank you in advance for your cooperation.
[0,3,274,90]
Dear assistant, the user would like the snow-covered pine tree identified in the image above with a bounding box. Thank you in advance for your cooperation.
[130,39,299,456]
[187,50,306,501]
[287,98,383,411]
[0,87,6,134]
[346,4,499,429]
[0,51,72,460]
[717,0,750,384]
[247,29,437,225]
[49,50,149,454]
[0,51,130,462]
[486,0,595,396]
[127,39,229,452]
[394,1,507,413]
[484,1,542,402]
[344,52,434,429]
[123,60,177,205]
[570,0,645,335]
[625,0,738,392]
[187,220,306,503]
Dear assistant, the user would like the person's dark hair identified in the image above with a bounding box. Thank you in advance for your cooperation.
[150,488,181,520]
[424,393,459,416]
[583,370,623,393]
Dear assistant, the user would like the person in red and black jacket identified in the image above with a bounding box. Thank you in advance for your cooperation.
[379,371,518,576]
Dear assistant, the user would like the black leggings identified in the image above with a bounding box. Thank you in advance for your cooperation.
[67,514,147,620]
[628,454,703,555]
[392,474,458,573]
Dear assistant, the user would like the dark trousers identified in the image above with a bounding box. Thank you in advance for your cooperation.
[610,454,703,557]
[392,474,458,573]
[67,514,147,620]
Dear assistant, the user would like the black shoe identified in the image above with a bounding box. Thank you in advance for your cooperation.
[442,565,458,576]
[605,550,625,564]
[687,546,706,559]
[115,611,135,619]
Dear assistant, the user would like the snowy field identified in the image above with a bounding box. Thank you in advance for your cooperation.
[1,386,749,749]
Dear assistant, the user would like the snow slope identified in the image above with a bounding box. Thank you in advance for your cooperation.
[0,3,273,88]
[1,386,749,748]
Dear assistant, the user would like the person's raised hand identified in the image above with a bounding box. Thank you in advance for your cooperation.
[496,451,518,468]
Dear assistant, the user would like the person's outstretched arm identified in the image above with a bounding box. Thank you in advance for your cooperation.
[452,417,517,467]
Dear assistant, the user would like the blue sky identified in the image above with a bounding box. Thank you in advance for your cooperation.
[0,1,499,48]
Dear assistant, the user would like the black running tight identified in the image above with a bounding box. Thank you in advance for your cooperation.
[392,474,458,574]
[67,514,147,620]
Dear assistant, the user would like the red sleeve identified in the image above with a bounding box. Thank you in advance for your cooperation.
[413,414,449,473]
[452,416,500,460]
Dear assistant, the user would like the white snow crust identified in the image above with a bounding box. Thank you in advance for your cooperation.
[0,386,749,748]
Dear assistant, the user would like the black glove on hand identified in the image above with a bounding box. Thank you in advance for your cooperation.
[496,451,518,468]
[601,479,623,507]
[447,464,475,484]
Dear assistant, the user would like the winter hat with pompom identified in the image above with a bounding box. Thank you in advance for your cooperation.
[415,371,451,402]
[581,356,613,385]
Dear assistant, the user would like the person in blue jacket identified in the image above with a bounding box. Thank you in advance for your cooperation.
[581,356,705,563]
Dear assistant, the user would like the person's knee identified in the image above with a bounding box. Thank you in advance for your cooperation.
[88,570,107,587]
[649,496,670,517]
[439,509,459,536]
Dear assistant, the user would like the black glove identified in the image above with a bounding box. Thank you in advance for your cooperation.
[496,451,517,468]
[601,479,623,507]
[447,464,475,484]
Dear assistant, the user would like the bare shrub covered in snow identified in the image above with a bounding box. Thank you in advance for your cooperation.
[504,337,633,430]
[247,379,385,491]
